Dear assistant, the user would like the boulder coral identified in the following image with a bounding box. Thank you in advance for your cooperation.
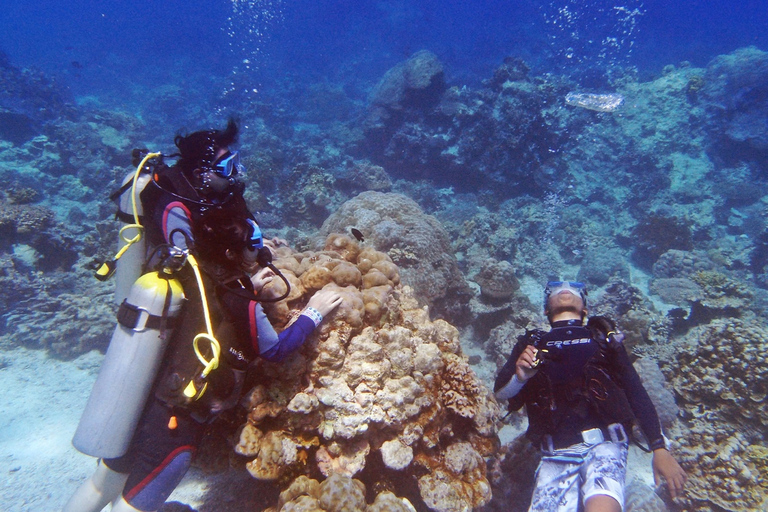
[672,318,768,428]
[265,474,417,512]
[237,235,499,511]
[316,192,473,324]
[473,259,519,301]
[670,318,768,510]
[368,50,445,111]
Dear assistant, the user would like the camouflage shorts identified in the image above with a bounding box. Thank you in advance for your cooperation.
[529,440,628,512]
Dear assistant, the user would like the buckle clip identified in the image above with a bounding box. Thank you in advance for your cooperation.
[581,427,604,445]
[607,423,628,444]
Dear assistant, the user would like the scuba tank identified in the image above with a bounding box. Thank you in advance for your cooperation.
[96,150,165,304]
[114,171,152,304]
[73,254,186,459]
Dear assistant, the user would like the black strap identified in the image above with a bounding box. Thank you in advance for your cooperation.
[117,300,177,332]
[109,180,134,203]
[114,209,144,224]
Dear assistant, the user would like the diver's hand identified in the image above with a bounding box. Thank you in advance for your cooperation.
[307,289,343,318]
[515,345,540,382]
[652,449,687,499]
[251,267,275,292]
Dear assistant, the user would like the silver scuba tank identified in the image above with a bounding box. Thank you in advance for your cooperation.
[114,172,152,305]
[72,271,185,458]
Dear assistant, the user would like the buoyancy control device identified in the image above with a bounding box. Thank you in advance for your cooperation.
[73,263,185,458]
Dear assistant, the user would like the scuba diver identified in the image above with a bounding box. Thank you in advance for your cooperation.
[65,210,342,512]
[141,118,253,252]
[494,281,687,512]
[64,122,343,512]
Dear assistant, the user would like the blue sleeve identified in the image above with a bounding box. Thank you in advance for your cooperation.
[259,313,316,362]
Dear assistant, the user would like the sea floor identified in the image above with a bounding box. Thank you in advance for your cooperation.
[0,341,658,511]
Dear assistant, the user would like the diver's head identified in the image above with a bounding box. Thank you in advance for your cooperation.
[193,209,263,272]
[174,119,244,198]
[543,281,588,323]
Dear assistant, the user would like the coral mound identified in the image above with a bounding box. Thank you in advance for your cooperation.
[240,235,499,511]
[265,474,417,512]
[317,192,473,324]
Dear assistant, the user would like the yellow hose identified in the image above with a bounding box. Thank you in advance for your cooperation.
[186,254,221,385]
[120,152,161,249]
[96,152,161,280]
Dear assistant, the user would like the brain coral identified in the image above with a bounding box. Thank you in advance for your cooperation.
[315,191,473,324]
[238,236,499,511]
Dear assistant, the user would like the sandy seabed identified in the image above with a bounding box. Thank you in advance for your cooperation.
[0,344,657,511]
[0,346,236,511]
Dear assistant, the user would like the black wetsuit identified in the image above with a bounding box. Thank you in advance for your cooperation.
[495,319,665,451]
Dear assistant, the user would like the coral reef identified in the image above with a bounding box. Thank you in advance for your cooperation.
[630,215,694,269]
[702,46,768,158]
[673,420,766,511]
[472,259,519,301]
[591,280,665,347]
[316,192,473,324]
[274,163,348,228]
[264,474,416,512]
[362,54,568,189]
[672,318,767,428]
[236,236,499,511]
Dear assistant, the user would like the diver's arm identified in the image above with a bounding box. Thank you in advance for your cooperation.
[254,304,317,362]
[611,342,666,449]
[258,289,343,362]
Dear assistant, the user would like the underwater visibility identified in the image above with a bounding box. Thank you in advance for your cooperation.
[0,0,767,511]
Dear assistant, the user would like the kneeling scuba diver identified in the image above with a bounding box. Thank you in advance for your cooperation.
[66,212,340,512]
[76,120,258,458]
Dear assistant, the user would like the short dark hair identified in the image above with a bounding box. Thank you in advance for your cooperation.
[174,118,239,176]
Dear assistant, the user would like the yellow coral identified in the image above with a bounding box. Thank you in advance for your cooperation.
[324,233,361,263]
[240,237,499,511]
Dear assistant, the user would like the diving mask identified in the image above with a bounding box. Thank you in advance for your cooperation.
[246,218,263,251]
[212,151,243,178]
[543,281,587,309]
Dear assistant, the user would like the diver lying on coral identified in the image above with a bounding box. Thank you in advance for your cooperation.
[64,211,342,512]
[495,281,687,512]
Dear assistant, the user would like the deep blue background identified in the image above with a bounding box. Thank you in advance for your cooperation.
[2,0,767,103]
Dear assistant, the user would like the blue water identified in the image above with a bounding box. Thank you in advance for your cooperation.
[3,0,767,106]
[2,1,768,511]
